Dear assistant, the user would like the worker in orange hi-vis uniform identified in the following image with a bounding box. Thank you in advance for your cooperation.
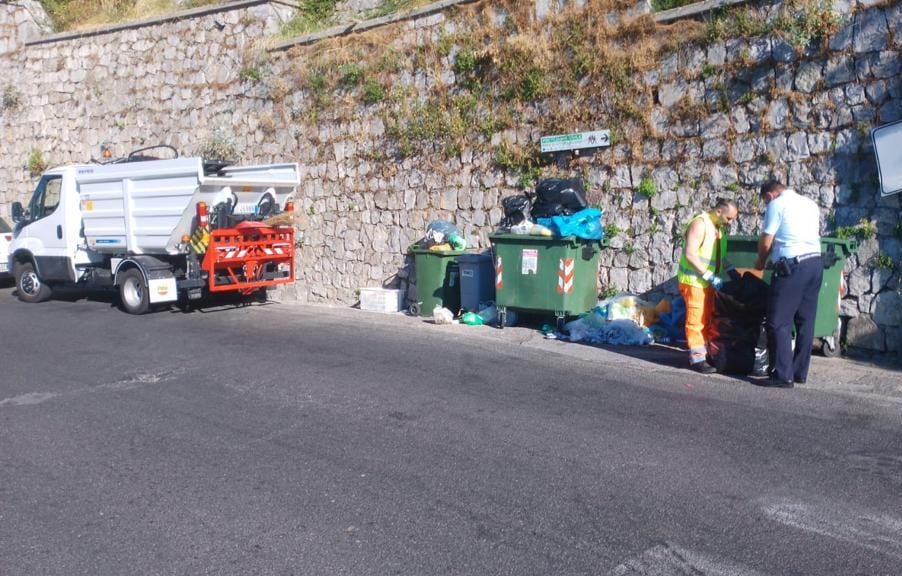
[676,198,739,374]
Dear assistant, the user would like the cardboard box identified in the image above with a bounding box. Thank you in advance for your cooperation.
[360,287,404,313]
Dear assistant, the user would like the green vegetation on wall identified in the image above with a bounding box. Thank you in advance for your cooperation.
[27,148,47,176]
[40,0,221,32]
[264,0,845,188]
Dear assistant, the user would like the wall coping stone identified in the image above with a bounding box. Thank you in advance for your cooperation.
[23,0,298,46]
[270,0,478,51]
[654,0,751,23]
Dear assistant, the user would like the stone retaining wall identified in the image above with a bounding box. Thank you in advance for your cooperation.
[0,0,899,358]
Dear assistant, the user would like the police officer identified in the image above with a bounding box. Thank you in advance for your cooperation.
[754,181,822,388]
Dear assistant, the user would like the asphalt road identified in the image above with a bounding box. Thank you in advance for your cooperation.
[1,287,901,576]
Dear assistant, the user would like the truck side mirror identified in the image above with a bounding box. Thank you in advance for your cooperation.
[11,201,23,222]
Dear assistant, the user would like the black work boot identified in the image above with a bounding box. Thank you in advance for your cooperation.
[690,360,717,374]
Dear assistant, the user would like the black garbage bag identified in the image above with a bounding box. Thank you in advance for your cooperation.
[530,178,588,219]
[709,323,766,374]
[708,272,769,375]
[501,195,532,228]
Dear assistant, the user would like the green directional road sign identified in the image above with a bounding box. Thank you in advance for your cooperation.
[540,130,611,153]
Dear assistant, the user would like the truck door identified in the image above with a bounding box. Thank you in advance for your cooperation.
[19,174,75,281]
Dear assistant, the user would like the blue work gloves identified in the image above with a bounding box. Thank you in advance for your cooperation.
[702,271,724,291]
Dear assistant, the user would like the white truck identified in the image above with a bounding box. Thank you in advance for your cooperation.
[7,146,299,314]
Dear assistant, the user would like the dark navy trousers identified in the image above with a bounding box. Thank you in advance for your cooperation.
[765,257,823,383]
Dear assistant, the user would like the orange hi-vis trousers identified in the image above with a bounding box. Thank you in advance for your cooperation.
[679,283,716,365]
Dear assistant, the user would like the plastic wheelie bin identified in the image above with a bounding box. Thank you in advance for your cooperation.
[409,246,465,316]
[457,252,495,312]
[488,234,604,329]
[725,235,857,356]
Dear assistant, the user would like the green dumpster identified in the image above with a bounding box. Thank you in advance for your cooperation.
[489,234,604,329]
[409,246,465,317]
[726,235,857,356]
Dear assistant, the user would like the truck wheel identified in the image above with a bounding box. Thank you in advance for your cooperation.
[14,262,52,303]
[119,269,150,315]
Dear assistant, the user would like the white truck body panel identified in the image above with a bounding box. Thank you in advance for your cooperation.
[74,158,299,255]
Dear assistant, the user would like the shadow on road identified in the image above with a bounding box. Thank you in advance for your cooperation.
[6,284,275,315]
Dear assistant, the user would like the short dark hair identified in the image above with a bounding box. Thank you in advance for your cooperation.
[760,180,785,197]
[714,197,736,211]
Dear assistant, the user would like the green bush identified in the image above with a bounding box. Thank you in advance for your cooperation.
[835,219,876,241]
[363,79,385,104]
[27,148,47,175]
[339,63,364,87]
[637,176,657,199]
[874,253,894,270]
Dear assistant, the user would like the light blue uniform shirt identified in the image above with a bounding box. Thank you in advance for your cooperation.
[762,189,821,261]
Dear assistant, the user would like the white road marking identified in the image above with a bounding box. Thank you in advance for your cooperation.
[761,497,902,559]
[610,542,770,576]
[0,392,59,407]
[0,370,181,408]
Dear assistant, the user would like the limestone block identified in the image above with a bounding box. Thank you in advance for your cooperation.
[765,98,789,130]
[869,51,901,79]
[731,137,757,163]
[795,61,823,93]
[840,297,860,317]
[851,104,875,124]
[846,316,885,351]
[825,55,855,86]
[702,139,727,160]
[658,80,687,108]
[853,9,889,54]
[763,133,788,160]
[808,157,834,184]
[769,36,797,62]
[786,132,810,160]
[707,42,726,66]
[709,164,738,188]
[768,65,790,94]
[440,188,458,211]
[889,4,902,44]
[805,133,830,161]
[608,266,629,291]
[866,79,888,105]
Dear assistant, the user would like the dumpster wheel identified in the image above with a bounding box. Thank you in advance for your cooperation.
[408,302,421,316]
[497,307,507,330]
[822,327,842,358]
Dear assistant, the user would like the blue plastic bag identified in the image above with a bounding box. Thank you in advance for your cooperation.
[537,208,603,240]
[652,294,686,342]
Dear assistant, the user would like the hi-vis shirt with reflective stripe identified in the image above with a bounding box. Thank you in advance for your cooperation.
[677,212,726,289]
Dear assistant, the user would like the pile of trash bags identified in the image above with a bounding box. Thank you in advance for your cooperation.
[500,178,603,241]
[433,302,516,327]
[565,295,676,346]
[420,220,466,251]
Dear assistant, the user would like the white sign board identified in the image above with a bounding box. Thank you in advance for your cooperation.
[872,120,902,197]
[540,130,611,154]
[521,249,538,275]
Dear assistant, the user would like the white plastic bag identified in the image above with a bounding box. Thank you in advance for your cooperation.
[433,306,454,325]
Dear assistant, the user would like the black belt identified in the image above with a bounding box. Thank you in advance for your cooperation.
[791,252,821,263]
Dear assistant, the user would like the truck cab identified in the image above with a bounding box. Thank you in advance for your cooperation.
[10,167,97,291]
